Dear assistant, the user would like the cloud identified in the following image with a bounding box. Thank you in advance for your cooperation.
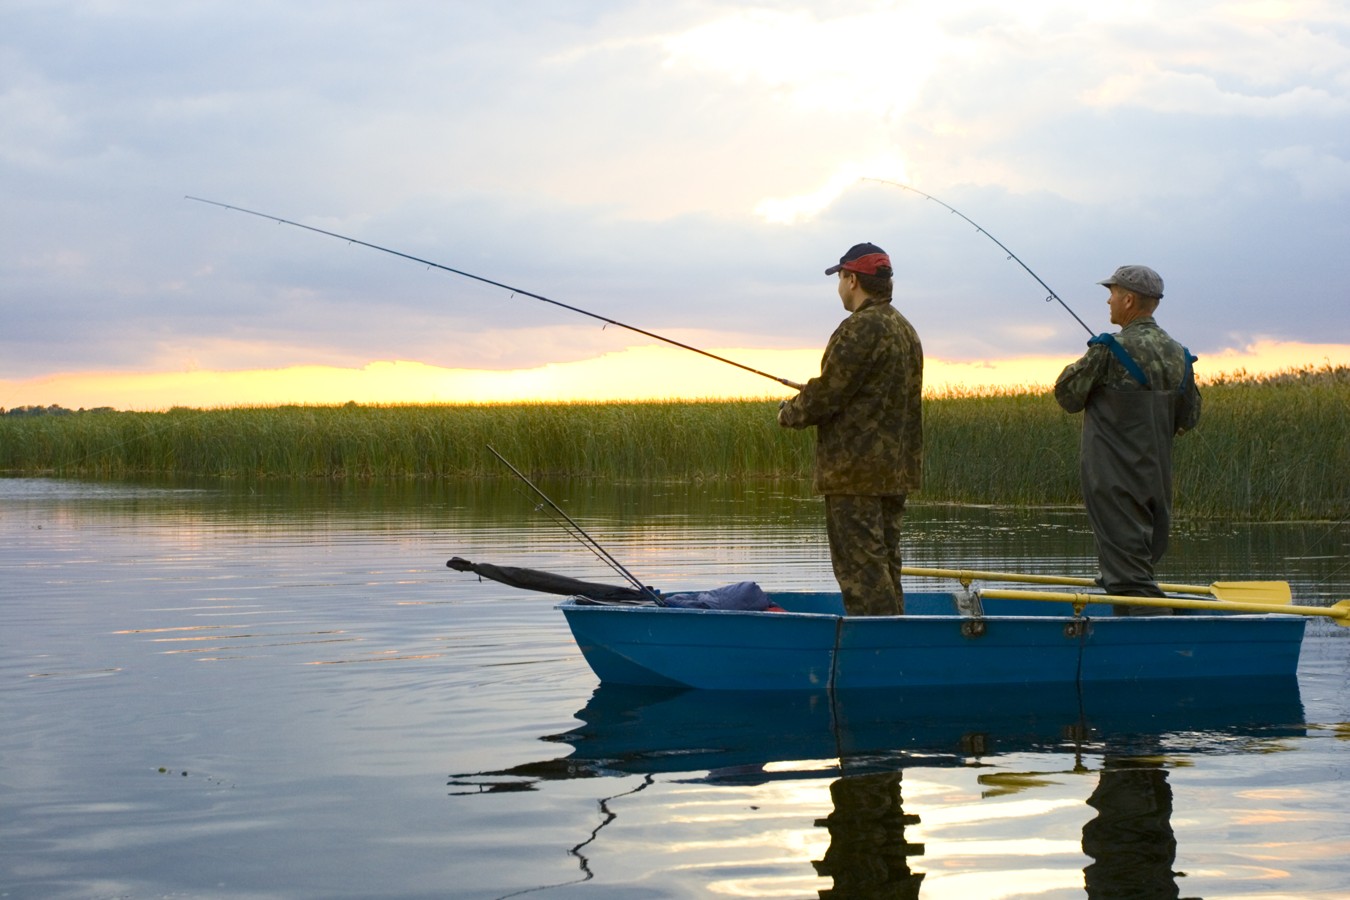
[3,1,1350,406]
[658,7,950,114]
[1262,145,1350,195]
[1084,71,1350,117]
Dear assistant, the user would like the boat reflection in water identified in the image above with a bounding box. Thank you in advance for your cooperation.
[452,676,1304,898]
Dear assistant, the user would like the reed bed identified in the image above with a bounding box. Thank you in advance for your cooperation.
[0,402,803,482]
[2,367,1345,520]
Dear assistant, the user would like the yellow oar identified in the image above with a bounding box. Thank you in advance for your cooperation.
[903,566,1292,604]
[971,586,1350,627]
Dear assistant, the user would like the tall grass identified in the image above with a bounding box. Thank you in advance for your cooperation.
[2,367,1345,519]
[0,402,804,481]
[1177,365,1350,518]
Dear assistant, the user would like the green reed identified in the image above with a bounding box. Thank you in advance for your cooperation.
[0,402,804,481]
[2,367,1345,519]
[1177,366,1349,518]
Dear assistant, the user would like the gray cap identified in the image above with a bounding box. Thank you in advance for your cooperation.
[1099,265,1163,299]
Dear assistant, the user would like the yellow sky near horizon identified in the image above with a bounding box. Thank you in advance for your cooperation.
[4,339,1347,411]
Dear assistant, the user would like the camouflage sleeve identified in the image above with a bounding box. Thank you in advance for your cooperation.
[777,314,876,429]
[1053,344,1111,413]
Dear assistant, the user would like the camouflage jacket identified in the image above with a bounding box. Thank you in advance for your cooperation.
[778,299,923,495]
[1054,317,1201,433]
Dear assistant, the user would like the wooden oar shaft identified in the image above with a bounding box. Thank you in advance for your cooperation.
[976,587,1350,624]
[906,566,1099,587]
[903,566,1277,599]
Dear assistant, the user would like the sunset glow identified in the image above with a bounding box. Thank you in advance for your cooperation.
[4,340,1344,412]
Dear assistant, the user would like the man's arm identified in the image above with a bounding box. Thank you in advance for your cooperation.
[779,316,874,429]
[1054,345,1110,413]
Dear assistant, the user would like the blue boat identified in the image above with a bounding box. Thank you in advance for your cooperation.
[558,590,1308,691]
[447,557,1315,691]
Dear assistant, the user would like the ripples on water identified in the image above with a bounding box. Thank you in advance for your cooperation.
[1,477,1347,899]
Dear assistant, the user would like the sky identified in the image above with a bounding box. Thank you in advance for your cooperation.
[3,0,1349,410]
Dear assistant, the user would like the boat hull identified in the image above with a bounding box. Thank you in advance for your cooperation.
[558,590,1306,691]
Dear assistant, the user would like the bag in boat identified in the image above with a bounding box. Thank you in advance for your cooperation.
[661,581,784,611]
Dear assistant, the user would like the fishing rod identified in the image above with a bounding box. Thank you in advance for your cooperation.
[186,196,801,390]
[866,178,1096,337]
[485,445,663,605]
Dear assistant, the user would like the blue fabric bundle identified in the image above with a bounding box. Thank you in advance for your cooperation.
[660,581,781,611]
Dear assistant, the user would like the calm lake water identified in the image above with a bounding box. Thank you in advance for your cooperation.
[2,476,1347,899]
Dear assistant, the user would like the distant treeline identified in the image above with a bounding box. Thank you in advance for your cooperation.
[2,366,1346,520]
[1,404,116,417]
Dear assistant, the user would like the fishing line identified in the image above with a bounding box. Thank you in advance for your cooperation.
[186,196,801,389]
[865,178,1096,337]
[489,774,656,900]
[486,445,663,604]
[1298,508,1350,599]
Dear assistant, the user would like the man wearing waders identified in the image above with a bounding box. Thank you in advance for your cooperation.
[778,243,924,616]
[1055,265,1201,613]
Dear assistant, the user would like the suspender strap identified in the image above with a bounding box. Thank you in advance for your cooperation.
[1088,333,1150,387]
[1182,347,1196,390]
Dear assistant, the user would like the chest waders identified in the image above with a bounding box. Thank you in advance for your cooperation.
[1081,335,1195,602]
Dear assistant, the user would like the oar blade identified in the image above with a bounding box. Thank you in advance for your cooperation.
[1327,600,1350,628]
[1209,581,1292,605]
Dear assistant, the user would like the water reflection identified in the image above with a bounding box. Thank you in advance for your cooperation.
[814,770,925,898]
[454,678,1304,897]
[1082,759,1183,899]
[7,474,1345,606]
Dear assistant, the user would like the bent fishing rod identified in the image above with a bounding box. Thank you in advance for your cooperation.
[865,178,1096,337]
[186,196,801,389]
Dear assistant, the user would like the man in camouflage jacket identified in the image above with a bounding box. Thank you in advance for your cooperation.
[1055,265,1201,610]
[779,243,924,616]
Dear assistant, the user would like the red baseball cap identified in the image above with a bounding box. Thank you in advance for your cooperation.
[825,242,892,276]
